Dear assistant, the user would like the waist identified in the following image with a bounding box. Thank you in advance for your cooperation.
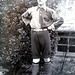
[31,28,47,31]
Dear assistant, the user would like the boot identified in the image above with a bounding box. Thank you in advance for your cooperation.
[44,62,52,75]
[32,63,39,75]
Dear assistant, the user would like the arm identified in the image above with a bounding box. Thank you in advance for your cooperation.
[48,9,64,30]
[21,8,32,25]
[54,17,64,29]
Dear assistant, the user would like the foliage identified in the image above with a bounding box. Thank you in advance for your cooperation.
[2,0,58,75]
[2,0,37,69]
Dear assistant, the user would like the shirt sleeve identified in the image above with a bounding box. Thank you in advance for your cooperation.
[21,8,32,25]
[51,9,59,21]
[48,8,64,29]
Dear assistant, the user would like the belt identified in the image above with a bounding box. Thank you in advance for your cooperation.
[31,28,47,31]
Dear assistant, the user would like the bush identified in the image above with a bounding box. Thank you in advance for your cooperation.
[2,0,58,75]
[2,0,37,71]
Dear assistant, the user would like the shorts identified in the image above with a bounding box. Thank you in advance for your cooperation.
[31,30,51,59]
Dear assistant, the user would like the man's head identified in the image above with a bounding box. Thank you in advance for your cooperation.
[37,0,47,7]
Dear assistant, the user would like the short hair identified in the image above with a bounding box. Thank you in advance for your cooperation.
[37,0,47,3]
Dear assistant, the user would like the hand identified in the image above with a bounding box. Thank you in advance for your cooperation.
[48,24,55,31]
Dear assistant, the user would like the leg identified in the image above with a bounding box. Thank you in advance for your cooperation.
[31,31,40,75]
[44,58,52,75]
[39,31,52,75]
[32,58,40,75]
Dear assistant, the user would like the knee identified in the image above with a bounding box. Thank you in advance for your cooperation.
[44,58,51,63]
[32,58,40,64]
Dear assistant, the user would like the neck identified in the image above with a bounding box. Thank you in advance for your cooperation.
[37,5,46,11]
[38,4,46,8]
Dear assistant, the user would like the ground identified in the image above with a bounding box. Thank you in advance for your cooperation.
[1,56,75,75]
[13,56,75,75]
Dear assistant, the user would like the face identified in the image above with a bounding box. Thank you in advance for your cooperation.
[37,0,47,7]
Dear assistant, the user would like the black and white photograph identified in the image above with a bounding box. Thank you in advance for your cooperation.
[0,0,75,75]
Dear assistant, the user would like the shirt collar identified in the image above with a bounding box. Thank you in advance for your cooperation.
[37,5,46,11]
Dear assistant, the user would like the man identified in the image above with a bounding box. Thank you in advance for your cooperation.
[21,0,64,75]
